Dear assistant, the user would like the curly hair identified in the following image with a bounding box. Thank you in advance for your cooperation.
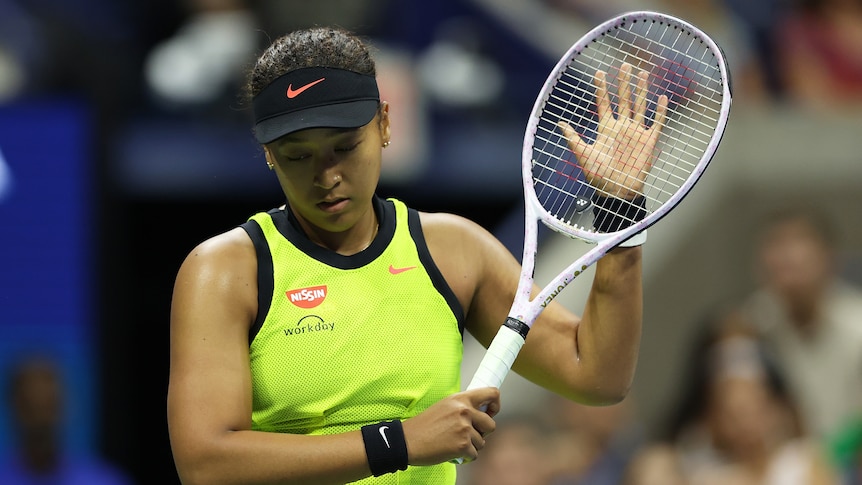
[245,27,377,102]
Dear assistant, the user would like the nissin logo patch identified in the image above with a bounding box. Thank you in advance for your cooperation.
[286,285,327,308]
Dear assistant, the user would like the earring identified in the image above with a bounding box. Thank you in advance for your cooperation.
[267,162,274,171]
[383,141,391,148]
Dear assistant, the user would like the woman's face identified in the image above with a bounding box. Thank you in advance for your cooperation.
[707,375,780,456]
[265,105,390,235]
[757,218,833,299]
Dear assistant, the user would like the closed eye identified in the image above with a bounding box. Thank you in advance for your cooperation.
[335,141,361,153]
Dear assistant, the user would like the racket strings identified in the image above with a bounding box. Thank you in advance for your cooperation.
[549,51,722,123]
[547,49,722,138]
[556,24,723,127]
[531,17,724,233]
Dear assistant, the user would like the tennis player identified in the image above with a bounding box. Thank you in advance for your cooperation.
[167,26,653,485]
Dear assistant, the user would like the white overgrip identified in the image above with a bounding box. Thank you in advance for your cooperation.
[452,324,527,465]
[466,324,527,391]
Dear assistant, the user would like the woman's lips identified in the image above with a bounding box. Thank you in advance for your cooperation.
[318,198,349,213]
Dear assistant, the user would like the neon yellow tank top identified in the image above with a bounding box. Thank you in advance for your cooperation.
[241,197,464,484]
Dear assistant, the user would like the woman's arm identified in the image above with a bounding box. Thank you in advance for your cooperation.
[425,213,642,405]
[168,228,372,484]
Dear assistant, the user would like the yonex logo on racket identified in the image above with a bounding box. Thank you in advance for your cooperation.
[286,285,327,308]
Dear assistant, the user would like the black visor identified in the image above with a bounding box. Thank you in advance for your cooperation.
[252,67,380,144]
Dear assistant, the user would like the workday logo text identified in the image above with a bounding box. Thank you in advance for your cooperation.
[284,315,336,336]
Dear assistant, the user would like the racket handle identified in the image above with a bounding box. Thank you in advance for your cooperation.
[453,322,527,465]
[467,323,527,391]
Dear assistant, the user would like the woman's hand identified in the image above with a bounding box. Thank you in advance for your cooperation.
[402,387,500,465]
[557,62,668,200]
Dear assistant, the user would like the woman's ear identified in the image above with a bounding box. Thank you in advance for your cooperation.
[263,145,275,170]
[378,101,391,146]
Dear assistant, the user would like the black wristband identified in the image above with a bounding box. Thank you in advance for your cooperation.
[361,420,409,476]
[592,195,647,232]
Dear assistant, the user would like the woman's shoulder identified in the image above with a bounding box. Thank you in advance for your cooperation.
[414,209,517,277]
[176,227,256,282]
[187,226,255,259]
[415,210,503,253]
[416,210,490,236]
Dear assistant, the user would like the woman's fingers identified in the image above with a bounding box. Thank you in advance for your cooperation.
[557,121,590,160]
[633,70,650,125]
[617,62,634,119]
[594,70,612,122]
[649,94,670,145]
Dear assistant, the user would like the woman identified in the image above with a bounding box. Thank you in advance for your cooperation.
[167,26,664,484]
[633,309,839,485]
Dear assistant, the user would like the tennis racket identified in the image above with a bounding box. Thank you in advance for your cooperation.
[464,9,731,417]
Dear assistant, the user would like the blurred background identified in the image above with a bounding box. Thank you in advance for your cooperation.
[1,0,861,483]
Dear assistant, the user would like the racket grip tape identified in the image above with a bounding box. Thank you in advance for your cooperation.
[466,319,528,391]
[452,320,528,465]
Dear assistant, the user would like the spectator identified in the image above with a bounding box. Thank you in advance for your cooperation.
[0,0,148,120]
[622,443,688,485]
[660,0,772,104]
[461,412,554,485]
[632,308,839,485]
[828,416,862,485]
[720,0,788,98]
[0,354,133,484]
[772,0,862,110]
[143,0,259,112]
[143,0,393,113]
[741,205,862,441]
[542,394,644,485]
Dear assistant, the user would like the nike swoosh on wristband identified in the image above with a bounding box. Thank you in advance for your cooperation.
[286,77,326,98]
[388,265,416,275]
[379,426,391,448]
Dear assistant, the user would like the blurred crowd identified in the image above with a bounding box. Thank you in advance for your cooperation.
[2,0,862,132]
[0,355,132,484]
[1,0,861,484]
[2,0,862,192]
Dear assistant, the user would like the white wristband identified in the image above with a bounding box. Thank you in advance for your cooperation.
[617,230,647,247]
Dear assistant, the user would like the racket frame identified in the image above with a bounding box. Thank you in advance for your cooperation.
[461,8,732,433]
[513,10,732,326]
